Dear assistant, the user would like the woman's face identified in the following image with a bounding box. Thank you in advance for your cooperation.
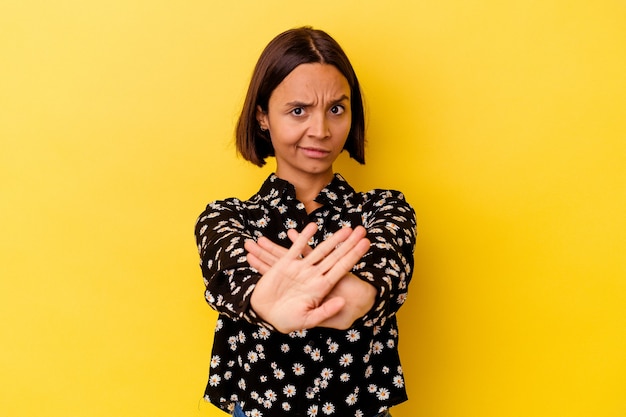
[257,63,352,184]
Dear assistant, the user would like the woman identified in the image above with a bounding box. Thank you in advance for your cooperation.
[196,27,417,417]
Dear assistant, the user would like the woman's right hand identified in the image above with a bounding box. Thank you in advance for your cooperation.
[244,223,370,333]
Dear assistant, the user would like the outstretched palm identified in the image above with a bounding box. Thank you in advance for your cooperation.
[245,223,370,333]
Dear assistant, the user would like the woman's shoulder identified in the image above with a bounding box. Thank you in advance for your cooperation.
[357,187,412,206]
[333,174,411,206]
[199,174,282,213]
[352,187,415,223]
[198,194,262,215]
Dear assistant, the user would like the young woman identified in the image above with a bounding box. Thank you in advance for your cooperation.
[195,27,417,417]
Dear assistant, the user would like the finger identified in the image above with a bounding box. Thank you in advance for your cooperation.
[243,237,284,266]
[320,236,370,275]
[244,239,274,273]
[315,227,369,273]
[256,236,288,261]
[287,228,300,243]
[286,223,319,258]
[302,226,354,265]
[246,252,271,274]
[287,228,313,256]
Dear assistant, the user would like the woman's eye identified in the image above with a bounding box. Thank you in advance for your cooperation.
[330,105,345,115]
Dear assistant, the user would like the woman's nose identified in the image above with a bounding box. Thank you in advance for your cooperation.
[307,112,330,139]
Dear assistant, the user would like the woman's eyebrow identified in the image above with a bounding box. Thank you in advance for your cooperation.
[285,95,350,107]
[285,100,313,107]
[330,94,350,103]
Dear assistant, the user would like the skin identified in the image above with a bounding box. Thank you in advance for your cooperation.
[248,63,377,334]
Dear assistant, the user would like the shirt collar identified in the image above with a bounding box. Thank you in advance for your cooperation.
[257,173,356,207]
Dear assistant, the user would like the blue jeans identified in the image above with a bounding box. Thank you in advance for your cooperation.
[232,403,391,417]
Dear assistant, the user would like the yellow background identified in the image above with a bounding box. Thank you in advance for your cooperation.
[1,1,625,416]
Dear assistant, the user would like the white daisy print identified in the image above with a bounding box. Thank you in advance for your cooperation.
[397,293,407,304]
[292,363,305,375]
[283,384,296,397]
[291,329,307,338]
[310,348,322,361]
[376,388,390,401]
[257,328,271,339]
[393,375,405,388]
[339,353,353,367]
[265,389,277,402]
[208,374,221,386]
[346,329,361,342]
[322,402,335,414]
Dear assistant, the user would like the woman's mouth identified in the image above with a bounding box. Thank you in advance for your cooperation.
[298,146,331,158]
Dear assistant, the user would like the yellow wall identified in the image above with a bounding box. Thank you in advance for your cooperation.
[1,1,625,416]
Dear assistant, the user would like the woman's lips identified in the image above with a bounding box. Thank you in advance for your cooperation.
[298,146,331,158]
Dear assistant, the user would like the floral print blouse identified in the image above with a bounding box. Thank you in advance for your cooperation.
[195,173,417,417]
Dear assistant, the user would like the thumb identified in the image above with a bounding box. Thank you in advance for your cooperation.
[304,297,346,328]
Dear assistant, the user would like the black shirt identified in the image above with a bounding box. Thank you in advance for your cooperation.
[195,173,417,417]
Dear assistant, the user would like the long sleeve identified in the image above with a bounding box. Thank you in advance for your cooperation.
[195,198,267,325]
[353,190,417,327]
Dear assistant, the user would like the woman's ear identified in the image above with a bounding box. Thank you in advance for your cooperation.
[256,105,269,131]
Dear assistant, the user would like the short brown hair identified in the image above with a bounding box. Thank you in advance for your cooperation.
[236,27,366,166]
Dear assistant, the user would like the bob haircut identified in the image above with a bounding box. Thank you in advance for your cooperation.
[236,27,366,167]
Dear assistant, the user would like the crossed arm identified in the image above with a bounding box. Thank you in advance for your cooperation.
[244,223,377,334]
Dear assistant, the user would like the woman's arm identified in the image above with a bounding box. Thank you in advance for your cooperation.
[355,190,417,327]
[195,199,267,324]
